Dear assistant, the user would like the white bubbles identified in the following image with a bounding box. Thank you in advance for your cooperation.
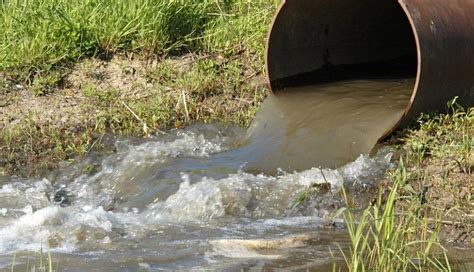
[340,147,395,185]
[144,166,346,222]
[0,178,52,222]
[0,125,395,257]
[0,204,123,253]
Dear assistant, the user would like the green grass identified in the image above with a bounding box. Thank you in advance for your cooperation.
[340,159,451,272]
[10,245,56,272]
[340,99,473,271]
[0,0,278,174]
[400,99,473,237]
[0,0,279,81]
[404,97,473,174]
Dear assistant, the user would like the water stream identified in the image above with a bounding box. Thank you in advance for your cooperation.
[0,79,427,271]
[242,79,413,173]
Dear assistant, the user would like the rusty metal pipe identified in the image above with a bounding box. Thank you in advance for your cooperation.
[266,0,474,137]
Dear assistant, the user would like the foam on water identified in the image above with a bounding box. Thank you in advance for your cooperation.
[146,167,344,222]
[0,126,394,259]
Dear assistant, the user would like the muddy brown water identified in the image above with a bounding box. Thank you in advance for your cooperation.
[242,78,413,173]
[3,78,472,271]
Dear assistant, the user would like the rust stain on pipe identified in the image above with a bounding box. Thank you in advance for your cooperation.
[266,0,474,138]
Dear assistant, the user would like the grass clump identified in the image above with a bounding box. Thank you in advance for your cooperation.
[1,120,94,175]
[30,71,63,96]
[340,99,473,271]
[404,98,473,174]
[340,159,451,272]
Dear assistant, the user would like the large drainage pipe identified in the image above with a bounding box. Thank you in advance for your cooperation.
[266,0,474,138]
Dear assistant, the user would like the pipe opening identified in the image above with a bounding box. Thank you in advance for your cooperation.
[267,0,418,91]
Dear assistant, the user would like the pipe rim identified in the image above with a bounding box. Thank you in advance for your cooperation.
[378,0,422,139]
[265,0,422,140]
[397,0,422,124]
[264,0,286,93]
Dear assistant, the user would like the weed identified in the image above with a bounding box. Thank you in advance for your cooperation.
[10,245,56,272]
[339,98,473,270]
[83,84,119,103]
[339,159,452,272]
[405,98,473,173]
[30,71,63,96]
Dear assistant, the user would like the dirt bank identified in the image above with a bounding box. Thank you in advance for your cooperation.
[0,54,267,176]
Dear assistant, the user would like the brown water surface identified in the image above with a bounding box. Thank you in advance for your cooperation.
[243,79,414,173]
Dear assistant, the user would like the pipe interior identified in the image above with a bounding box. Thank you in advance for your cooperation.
[267,0,418,91]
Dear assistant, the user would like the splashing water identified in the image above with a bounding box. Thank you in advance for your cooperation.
[0,79,412,270]
[0,124,396,270]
